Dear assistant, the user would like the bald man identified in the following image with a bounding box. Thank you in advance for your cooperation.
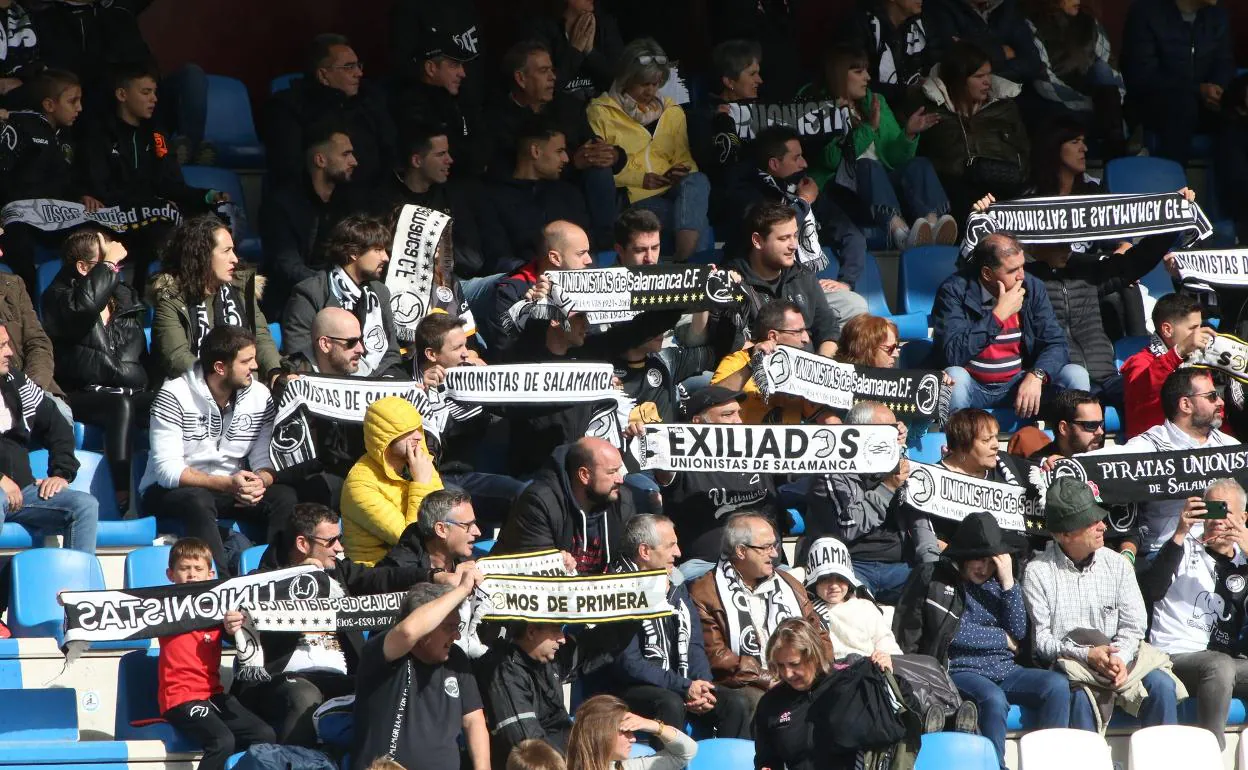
[495,437,637,574]
[486,219,593,361]
[309,307,365,375]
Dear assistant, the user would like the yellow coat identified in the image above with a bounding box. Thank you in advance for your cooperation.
[586,94,698,205]
[341,396,443,565]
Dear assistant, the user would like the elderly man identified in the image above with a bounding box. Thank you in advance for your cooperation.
[805,400,916,604]
[689,511,828,726]
[605,514,754,737]
[495,437,633,575]
[1138,478,1248,748]
[1023,478,1179,732]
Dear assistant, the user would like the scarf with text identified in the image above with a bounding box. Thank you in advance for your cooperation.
[714,559,804,658]
[541,265,745,326]
[960,193,1212,259]
[1172,249,1248,287]
[750,345,950,423]
[190,283,245,355]
[902,461,1046,534]
[233,590,406,682]
[1,197,182,234]
[328,267,389,376]
[476,549,571,577]
[478,570,672,623]
[384,204,454,342]
[757,170,828,272]
[613,557,691,677]
[1187,333,1248,384]
[726,100,849,141]
[1048,444,1248,504]
[634,423,902,475]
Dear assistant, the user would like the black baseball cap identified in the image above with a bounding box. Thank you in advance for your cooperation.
[682,386,746,420]
[422,28,478,63]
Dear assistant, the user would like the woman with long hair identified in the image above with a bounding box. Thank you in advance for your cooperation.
[835,314,902,368]
[800,44,954,249]
[150,214,282,382]
[587,38,710,261]
[567,695,696,770]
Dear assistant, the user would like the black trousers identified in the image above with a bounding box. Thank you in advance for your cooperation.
[66,390,154,495]
[237,670,355,747]
[163,693,275,770]
[142,483,298,577]
[618,682,756,739]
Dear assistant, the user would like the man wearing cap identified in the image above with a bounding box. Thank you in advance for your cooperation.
[263,33,397,189]
[390,26,487,179]
[655,386,781,581]
[1023,477,1179,731]
[805,400,917,604]
[602,514,754,738]
[895,512,1069,768]
[1137,478,1248,749]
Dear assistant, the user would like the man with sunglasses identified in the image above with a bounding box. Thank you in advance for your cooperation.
[239,503,433,746]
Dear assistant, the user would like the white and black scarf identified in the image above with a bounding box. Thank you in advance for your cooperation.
[634,423,902,475]
[961,192,1213,259]
[725,100,849,142]
[1149,333,1246,409]
[869,12,926,86]
[0,197,182,234]
[614,558,691,677]
[713,559,803,658]
[902,461,1046,534]
[384,204,454,342]
[1048,443,1248,505]
[478,570,672,623]
[191,283,245,354]
[1172,249,1248,288]
[757,170,828,273]
[328,267,388,376]
[750,345,949,423]
[535,266,745,327]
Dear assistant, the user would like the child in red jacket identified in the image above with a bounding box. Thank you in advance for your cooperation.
[160,538,274,770]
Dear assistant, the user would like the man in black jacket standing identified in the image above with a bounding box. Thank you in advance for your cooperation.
[237,503,430,747]
[495,437,634,575]
[923,0,1042,88]
[263,34,396,189]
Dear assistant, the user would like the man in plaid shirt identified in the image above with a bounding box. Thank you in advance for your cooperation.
[1023,477,1179,730]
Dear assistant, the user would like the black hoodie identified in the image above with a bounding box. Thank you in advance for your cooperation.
[0,110,77,203]
[77,111,206,210]
[494,443,636,572]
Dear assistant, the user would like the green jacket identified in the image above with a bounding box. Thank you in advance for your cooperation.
[796,85,918,189]
[149,268,282,382]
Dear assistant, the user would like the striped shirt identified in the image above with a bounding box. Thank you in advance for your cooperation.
[968,311,1023,384]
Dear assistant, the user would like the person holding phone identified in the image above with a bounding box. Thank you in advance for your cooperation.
[1138,478,1248,749]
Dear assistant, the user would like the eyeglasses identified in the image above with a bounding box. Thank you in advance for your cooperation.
[1186,390,1221,403]
[443,519,478,531]
[1071,420,1104,433]
[879,343,900,355]
[325,336,363,348]
[310,534,342,547]
[744,542,779,554]
[638,55,668,65]
[329,61,363,71]
[776,327,809,336]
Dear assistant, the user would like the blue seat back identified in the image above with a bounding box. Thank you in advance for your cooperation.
[915,732,997,770]
[1114,335,1150,369]
[908,432,946,464]
[0,687,78,742]
[204,75,260,145]
[689,738,754,770]
[1104,156,1187,194]
[595,250,619,267]
[1138,261,1175,299]
[855,253,893,317]
[29,448,119,519]
[182,165,246,208]
[270,72,303,94]
[9,548,106,640]
[898,246,959,315]
[124,545,173,588]
[239,544,267,575]
[269,321,282,350]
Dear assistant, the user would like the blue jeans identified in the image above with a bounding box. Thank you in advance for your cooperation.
[1069,668,1178,731]
[1,483,99,553]
[851,560,912,605]
[443,471,530,530]
[944,364,1091,412]
[633,171,711,236]
[855,156,950,228]
[580,166,619,249]
[952,668,1071,770]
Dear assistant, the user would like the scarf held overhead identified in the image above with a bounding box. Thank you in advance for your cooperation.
[479,570,672,623]
[385,204,453,342]
[714,559,804,658]
[1186,333,1248,384]
[1,197,183,234]
[750,345,949,422]
[902,461,1045,533]
[546,265,745,316]
[634,423,902,474]
[960,193,1213,256]
[1048,444,1248,503]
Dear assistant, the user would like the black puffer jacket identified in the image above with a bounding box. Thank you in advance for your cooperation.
[1024,233,1173,383]
[41,263,147,393]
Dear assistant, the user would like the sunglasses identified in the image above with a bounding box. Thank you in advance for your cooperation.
[879,343,900,355]
[310,534,342,547]
[326,335,363,348]
[1186,390,1221,404]
[638,55,668,65]
[1070,420,1104,433]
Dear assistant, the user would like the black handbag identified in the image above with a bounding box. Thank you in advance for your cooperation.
[964,155,1027,193]
[813,659,909,752]
[891,654,964,718]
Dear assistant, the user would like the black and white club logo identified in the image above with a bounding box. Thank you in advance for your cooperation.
[704,269,736,303]
[811,429,837,459]
[288,574,320,601]
[907,466,935,506]
[916,374,940,414]
[272,420,307,453]
[1049,458,1088,483]
[390,291,426,327]
[365,325,387,353]
[766,348,792,386]
[964,214,996,249]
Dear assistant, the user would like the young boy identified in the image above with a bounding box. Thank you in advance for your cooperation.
[0,68,90,291]
[159,538,274,770]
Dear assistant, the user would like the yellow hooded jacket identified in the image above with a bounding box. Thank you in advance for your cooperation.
[341,396,443,565]
[586,94,698,205]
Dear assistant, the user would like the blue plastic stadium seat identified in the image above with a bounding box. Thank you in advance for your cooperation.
[909,432,946,464]
[1104,156,1188,195]
[270,72,303,94]
[204,74,265,168]
[987,408,1030,433]
[787,508,805,535]
[114,648,200,752]
[9,548,105,640]
[181,165,262,258]
[855,254,931,340]
[1114,335,1149,369]
[0,687,78,742]
[1103,405,1123,434]
[0,263,11,274]
[915,732,997,770]
[595,250,619,267]
[36,259,60,316]
[898,245,959,316]
[899,338,934,370]
[29,448,157,546]
[689,738,754,770]
[124,545,173,589]
[269,321,282,351]
[239,544,267,575]
[1138,261,1175,299]
[471,539,496,559]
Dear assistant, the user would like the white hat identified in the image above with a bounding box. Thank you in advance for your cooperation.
[804,536,863,589]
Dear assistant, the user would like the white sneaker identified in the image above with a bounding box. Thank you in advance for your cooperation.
[891,224,911,250]
[907,217,934,248]
[933,214,959,245]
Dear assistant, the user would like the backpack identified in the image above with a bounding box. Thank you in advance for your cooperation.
[812,658,908,752]
[232,744,337,770]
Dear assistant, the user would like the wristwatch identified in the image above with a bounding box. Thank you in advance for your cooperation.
[1029,368,1049,384]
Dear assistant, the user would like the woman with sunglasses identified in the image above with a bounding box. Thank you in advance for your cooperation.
[588,38,710,262]
[566,694,696,770]
[835,314,901,369]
